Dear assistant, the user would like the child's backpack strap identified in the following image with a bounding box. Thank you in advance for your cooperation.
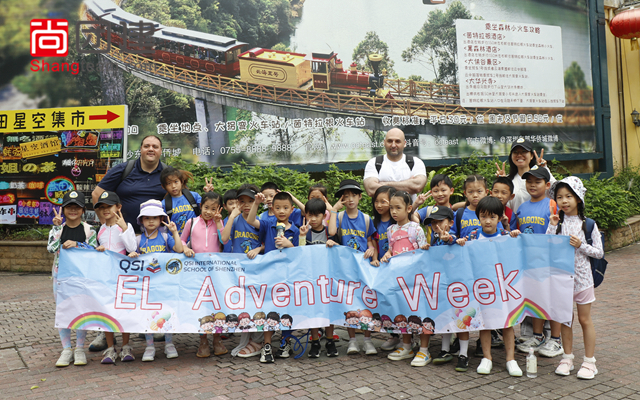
[584,218,594,245]
[164,189,201,217]
[364,213,371,235]
[584,217,607,288]
[455,207,465,236]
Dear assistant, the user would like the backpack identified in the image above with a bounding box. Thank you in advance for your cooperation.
[584,218,607,288]
[375,154,415,174]
[387,224,420,252]
[163,189,201,217]
[335,211,371,246]
[455,207,465,236]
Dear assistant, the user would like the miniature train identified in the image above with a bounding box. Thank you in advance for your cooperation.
[84,0,391,98]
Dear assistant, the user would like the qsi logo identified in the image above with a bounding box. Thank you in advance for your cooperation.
[30,19,68,57]
[119,259,145,273]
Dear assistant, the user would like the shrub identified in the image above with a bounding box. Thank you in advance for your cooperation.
[583,174,634,231]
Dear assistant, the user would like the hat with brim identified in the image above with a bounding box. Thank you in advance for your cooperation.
[511,138,533,152]
[137,199,169,226]
[236,189,257,199]
[335,179,362,198]
[94,190,120,207]
[548,176,586,202]
[522,165,551,182]
[61,191,85,208]
[423,206,454,225]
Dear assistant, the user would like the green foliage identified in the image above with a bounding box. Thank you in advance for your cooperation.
[402,0,481,84]
[564,61,588,90]
[352,32,396,77]
[583,174,634,231]
[0,225,50,241]
[613,165,640,214]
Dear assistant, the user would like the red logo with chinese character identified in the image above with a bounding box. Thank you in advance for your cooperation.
[30,19,69,57]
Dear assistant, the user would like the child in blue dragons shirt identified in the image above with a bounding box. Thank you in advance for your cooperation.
[160,166,201,236]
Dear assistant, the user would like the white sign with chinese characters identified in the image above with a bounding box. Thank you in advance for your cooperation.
[0,206,17,224]
[456,20,565,108]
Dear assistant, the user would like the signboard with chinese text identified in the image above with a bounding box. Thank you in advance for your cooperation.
[0,106,127,225]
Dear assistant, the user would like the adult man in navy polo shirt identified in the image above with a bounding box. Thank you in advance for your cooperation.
[92,135,167,233]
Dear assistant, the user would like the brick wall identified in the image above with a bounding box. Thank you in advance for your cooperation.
[0,241,53,273]
[604,216,640,251]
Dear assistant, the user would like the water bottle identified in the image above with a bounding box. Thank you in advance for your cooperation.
[526,348,537,378]
[275,222,285,248]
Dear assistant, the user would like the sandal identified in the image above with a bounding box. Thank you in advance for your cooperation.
[197,339,210,358]
[213,341,228,356]
[237,341,261,358]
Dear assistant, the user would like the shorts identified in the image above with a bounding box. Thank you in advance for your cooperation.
[574,286,596,305]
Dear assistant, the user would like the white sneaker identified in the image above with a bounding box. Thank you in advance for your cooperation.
[539,338,564,358]
[555,354,575,376]
[380,336,401,351]
[477,357,492,374]
[346,340,360,355]
[142,346,156,362]
[55,348,74,367]
[363,340,377,355]
[506,360,522,377]
[73,348,87,366]
[516,335,545,353]
[89,331,108,352]
[410,351,432,367]
[165,343,178,359]
[577,360,598,379]
[388,346,414,361]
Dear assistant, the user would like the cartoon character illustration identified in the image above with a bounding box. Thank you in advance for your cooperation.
[199,315,215,334]
[381,240,389,254]
[347,237,361,251]
[371,313,382,332]
[381,315,393,333]
[225,313,238,333]
[253,311,266,331]
[407,315,422,334]
[523,226,535,234]
[394,315,407,333]
[149,257,160,268]
[238,312,253,332]
[422,317,435,335]
[344,310,360,328]
[280,314,293,330]
[166,259,181,273]
[213,312,226,334]
[240,240,252,253]
[265,312,280,331]
[359,309,373,330]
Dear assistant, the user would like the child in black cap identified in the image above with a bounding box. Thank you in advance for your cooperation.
[47,190,98,367]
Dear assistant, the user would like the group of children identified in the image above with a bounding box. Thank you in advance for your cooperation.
[49,139,603,380]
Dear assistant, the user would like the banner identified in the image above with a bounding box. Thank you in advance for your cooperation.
[55,235,575,335]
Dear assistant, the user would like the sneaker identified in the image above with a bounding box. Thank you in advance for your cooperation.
[555,354,575,376]
[278,341,292,358]
[433,350,453,365]
[450,337,460,355]
[455,355,469,372]
[325,340,338,357]
[260,343,274,363]
[89,332,109,352]
[491,330,504,348]
[577,361,597,380]
[101,346,117,364]
[539,338,564,358]
[308,340,321,358]
[410,351,432,367]
[474,339,483,357]
[55,348,74,367]
[347,340,360,355]
[165,343,178,359]
[387,346,414,361]
[516,335,545,353]
[477,357,492,374]
[73,348,87,366]
[142,346,155,362]
[380,336,401,351]
[516,335,532,344]
[363,340,377,355]
[506,360,522,377]
[120,345,135,362]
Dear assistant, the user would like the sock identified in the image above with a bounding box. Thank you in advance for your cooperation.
[145,333,154,347]
[419,347,429,355]
[165,333,173,344]
[584,356,596,363]
[364,337,372,341]
[75,330,86,348]
[459,340,469,357]
[441,334,452,352]
[534,333,544,340]
[349,337,356,342]
[550,336,561,342]
[59,328,72,349]
[563,353,574,359]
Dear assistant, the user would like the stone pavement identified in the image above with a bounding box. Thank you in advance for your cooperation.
[1,244,640,400]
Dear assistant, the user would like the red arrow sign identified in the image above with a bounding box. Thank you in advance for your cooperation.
[89,110,120,123]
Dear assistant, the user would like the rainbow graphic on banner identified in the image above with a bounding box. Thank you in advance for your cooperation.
[68,312,123,332]
[504,298,551,328]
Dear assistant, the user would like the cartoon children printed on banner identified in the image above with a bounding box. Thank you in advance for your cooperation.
[198,311,291,333]
[342,309,437,334]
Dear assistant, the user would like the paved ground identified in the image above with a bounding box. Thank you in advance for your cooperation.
[1,243,639,400]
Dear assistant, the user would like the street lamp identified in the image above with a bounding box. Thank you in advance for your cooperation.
[632,109,640,127]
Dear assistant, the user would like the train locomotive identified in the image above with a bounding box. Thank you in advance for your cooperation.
[83,0,391,98]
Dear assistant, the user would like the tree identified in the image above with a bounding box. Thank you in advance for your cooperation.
[564,61,588,90]
[0,0,42,85]
[352,32,395,77]
[401,0,481,85]
[123,0,172,24]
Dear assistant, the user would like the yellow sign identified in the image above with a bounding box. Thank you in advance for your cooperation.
[0,105,126,133]
[19,137,61,159]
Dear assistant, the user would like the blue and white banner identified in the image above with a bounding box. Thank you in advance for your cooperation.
[55,235,575,335]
